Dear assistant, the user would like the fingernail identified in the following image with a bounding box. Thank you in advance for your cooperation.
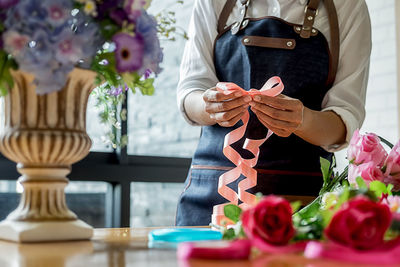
[210,114,215,119]
[254,95,261,101]
[244,96,251,102]
[235,92,242,97]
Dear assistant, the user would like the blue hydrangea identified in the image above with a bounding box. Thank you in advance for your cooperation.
[3,0,101,94]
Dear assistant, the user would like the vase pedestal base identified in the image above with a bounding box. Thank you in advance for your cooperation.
[0,219,93,243]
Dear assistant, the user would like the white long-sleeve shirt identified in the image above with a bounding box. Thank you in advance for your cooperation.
[177,0,371,152]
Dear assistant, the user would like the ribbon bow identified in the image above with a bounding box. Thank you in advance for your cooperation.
[212,76,284,225]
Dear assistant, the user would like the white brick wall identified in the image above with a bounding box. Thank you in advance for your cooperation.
[336,0,398,170]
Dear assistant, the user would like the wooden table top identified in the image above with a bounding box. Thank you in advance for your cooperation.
[0,227,393,267]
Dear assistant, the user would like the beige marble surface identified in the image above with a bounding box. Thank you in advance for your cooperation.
[0,227,394,267]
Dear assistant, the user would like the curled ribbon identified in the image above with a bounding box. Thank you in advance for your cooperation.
[211,76,284,226]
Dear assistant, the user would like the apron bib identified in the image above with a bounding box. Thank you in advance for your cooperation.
[176,0,339,226]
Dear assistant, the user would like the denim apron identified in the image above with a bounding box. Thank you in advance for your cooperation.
[176,0,340,226]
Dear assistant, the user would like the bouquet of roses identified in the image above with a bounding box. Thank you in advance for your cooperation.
[179,130,400,265]
[0,0,182,147]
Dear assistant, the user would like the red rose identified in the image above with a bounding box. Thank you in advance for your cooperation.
[325,196,392,250]
[242,195,294,246]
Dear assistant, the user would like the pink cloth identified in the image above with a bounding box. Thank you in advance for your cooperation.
[211,77,284,225]
[177,239,252,260]
[304,239,400,265]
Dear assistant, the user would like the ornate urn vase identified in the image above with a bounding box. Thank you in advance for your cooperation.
[0,68,97,242]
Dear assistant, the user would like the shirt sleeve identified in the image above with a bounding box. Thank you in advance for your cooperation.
[320,0,371,152]
[176,0,220,125]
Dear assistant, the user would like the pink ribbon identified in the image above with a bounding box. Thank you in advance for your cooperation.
[211,77,284,225]
[304,239,400,265]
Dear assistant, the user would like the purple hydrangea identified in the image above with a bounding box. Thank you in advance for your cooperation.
[0,0,19,9]
[2,0,101,94]
[135,10,163,76]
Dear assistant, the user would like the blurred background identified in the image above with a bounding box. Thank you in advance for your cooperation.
[0,0,398,228]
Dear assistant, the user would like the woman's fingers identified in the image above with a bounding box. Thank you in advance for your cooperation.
[252,109,299,130]
[257,115,292,137]
[205,95,251,113]
[212,105,248,122]
[252,94,303,112]
[250,94,304,136]
[218,111,246,127]
[203,88,243,102]
[250,102,301,124]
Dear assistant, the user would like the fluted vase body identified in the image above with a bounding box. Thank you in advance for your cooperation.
[0,68,96,242]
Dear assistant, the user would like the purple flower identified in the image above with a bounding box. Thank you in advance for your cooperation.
[34,64,73,94]
[113,32,144,73]
[144,69,152,79]
[43,0,72,27]
[109,84,128,96]
[124,0,145,21]
[135,11,163,75]
[3,30,29,57]
[0,0,19,9]
[55,29,84,64]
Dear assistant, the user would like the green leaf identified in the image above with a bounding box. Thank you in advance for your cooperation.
[337,187,350,207]
[222,228,236,240]
[320,157,332,186]
[99,19,120,41]
[291,201,302,213]
[223,204,242,223]
[369,180,389,198]
[387,184,394,195]
[356,176,368,190]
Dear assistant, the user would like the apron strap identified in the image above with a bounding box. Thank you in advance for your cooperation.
[300,0,320,38]
[301,0,339,86]
[324,0,340,86]
[218,0,237,34]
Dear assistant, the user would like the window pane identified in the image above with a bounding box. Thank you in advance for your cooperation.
[127,0,200,157]
[87,95,113,152]
[130,182,184,227]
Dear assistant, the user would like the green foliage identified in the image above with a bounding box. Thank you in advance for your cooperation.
[99,19,120,41]
[320,157,332,186]
[224,204,242,224]
[222,228,236,240]
[290,201,302,213]
[356,176,368,190]
[379,136,394,149]
[0,51,17,96]
[369,181,393,198]
[293,214,324,241]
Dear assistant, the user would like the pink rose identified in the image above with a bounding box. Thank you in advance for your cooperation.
[325,196,392,250]
[385,195,400,213]
[347,130,387,167]
[242,196,294,246]
[348,162,385,187]
[384,141,400,176]
[382,141,400,191]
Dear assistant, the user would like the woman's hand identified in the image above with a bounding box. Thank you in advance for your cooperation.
[249,94,304,137]
[203,88,252,127]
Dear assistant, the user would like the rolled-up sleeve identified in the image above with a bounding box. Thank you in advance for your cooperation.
[321,0,371,152]
[176,0,220,125]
